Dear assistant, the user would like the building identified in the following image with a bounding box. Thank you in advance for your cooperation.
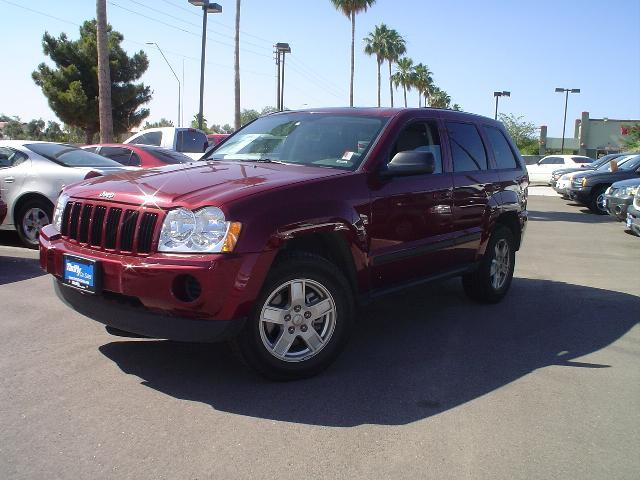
[539,112,639,157]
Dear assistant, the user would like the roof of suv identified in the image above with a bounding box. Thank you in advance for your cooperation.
[268,107,500,125]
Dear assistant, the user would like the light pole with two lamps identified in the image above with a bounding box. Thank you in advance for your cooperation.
[188,0,223,130]
[555,87,580,153]
[493,91,510,120]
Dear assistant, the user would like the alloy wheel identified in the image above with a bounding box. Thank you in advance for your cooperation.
[489,239,510,290]
[22,207,50,243]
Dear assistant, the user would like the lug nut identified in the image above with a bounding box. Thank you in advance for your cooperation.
[284,314,291,321]
[288,326,295,334]
[300,325,308,332]
[304,311,311,319]
[293,305,302,312]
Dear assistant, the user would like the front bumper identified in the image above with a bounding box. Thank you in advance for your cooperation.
[39,224,275,342]
[566,186,591,203]
[604,194,633,221]
[626,204,640,236]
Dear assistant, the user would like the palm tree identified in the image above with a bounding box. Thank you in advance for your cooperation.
[392,57,414,108]
[234,0,241,130]
[363,23,390,107]
[384,29,405,108]
[331,0,376,107]
[96,0,113,142]
[429,87,451,109]
[412,63,433,108]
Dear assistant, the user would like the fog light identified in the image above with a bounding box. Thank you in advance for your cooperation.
[172,275,202,302]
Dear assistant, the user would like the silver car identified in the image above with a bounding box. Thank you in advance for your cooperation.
[0,141,128,247]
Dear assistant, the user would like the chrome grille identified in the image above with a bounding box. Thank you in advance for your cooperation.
[62,200,160,254]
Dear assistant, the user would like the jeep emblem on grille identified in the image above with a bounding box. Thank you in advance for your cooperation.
[98,191,115,199]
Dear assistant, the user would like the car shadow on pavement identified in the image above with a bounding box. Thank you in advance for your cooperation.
[0,256,45,285]
[99,278,639,427]
[0,231,24,248]
[528,210,615,224]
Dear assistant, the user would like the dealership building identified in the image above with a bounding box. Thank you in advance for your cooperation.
[539,112,639,157]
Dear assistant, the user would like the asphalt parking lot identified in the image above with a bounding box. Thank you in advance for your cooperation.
[0,193,638,480]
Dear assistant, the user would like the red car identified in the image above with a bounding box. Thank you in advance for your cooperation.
[206,133,230,148]
[40,108,528,380]
[83,144,192,168]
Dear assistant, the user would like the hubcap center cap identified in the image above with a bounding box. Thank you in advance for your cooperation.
[292,314,304,326]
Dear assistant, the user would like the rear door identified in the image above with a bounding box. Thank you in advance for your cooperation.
[368,118,455,289]
[0,147,30,224]
[445,121,496,266]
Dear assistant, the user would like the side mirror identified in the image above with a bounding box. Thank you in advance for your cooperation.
[381,151,436,178]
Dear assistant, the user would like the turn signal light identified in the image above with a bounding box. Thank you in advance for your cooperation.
[222,222,242,252]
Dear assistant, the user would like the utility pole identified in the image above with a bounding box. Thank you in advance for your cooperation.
[234,0,241,130]
[555,87,580,153]
[96,0,113,142]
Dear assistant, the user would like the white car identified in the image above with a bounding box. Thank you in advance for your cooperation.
[0,141,126,247]
[123,127,209,160]
[526,155,594,184]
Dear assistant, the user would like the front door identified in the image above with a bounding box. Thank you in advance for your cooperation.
[368,119,455,290]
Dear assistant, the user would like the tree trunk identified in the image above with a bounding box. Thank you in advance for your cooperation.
[418,91,422,108]
[376,60,381,108]
[403,85,407,108]
[388,60,393,108]
[96,0,113,142]
[234,0,241,130]
[350,11,355,107]
[84,129,95,145]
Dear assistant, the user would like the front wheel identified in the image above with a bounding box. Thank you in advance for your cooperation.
[462,226,516,304]
[233,253,354,380]
[588,185,609,215]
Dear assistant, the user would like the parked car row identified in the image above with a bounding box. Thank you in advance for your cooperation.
[551,153,640,236]
[526,154,594,184]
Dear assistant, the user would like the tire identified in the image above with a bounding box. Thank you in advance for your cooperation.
[233,252,354,381]
[588,185,608,215]
[462,226,516,304]
[16,199,53,249]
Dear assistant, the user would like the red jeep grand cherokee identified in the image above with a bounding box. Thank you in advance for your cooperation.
[40,108,528,379]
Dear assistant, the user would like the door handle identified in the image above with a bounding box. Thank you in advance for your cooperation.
[4,177,15,183]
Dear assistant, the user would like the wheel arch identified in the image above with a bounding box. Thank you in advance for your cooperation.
[12,191,55,227]
[495,210,522,251]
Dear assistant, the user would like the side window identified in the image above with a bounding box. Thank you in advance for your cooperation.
[132,132,162,146]
[446,122,488,172]
[178,130,208,153]
[483,126,518,169]
[391,121,443,174]
[100,147,134,166]
[0,147,27,168]
[540,156,560,165]
[83,147,98,153]
[129,152,141,167]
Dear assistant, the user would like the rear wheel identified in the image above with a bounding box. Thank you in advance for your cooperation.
[588,185,609,215]
[233,253,354,380]
[462,226,516,304]
[16,199,52,248]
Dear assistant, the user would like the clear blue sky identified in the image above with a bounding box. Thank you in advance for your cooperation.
[1,0,639,136]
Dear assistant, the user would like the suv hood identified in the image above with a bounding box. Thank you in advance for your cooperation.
[64,161,347,209]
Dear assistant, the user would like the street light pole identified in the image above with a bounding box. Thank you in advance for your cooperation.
[555,87,580,153]
[493,90,510,120]
[275,43,291,111]
[189,1,222,130]
[146,42,180,127]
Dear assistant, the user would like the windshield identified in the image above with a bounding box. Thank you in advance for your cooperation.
[26,143,122,168]
[203,113,389,170]
[141,146,192,164]
[619,155,640,170]
[595,155,633,172]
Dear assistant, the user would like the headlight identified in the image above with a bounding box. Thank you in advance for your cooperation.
[581,177,587,187]
[52,192,70,231]
[158,206,241,253]
[619,186,639,197]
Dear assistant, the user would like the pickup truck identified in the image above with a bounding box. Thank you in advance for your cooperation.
[40,108,528,380]
[124,127,208,160]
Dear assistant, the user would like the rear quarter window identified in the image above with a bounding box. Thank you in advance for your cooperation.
[483,126,519,169]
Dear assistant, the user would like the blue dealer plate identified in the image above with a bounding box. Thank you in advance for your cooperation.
[63,255,101,294]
